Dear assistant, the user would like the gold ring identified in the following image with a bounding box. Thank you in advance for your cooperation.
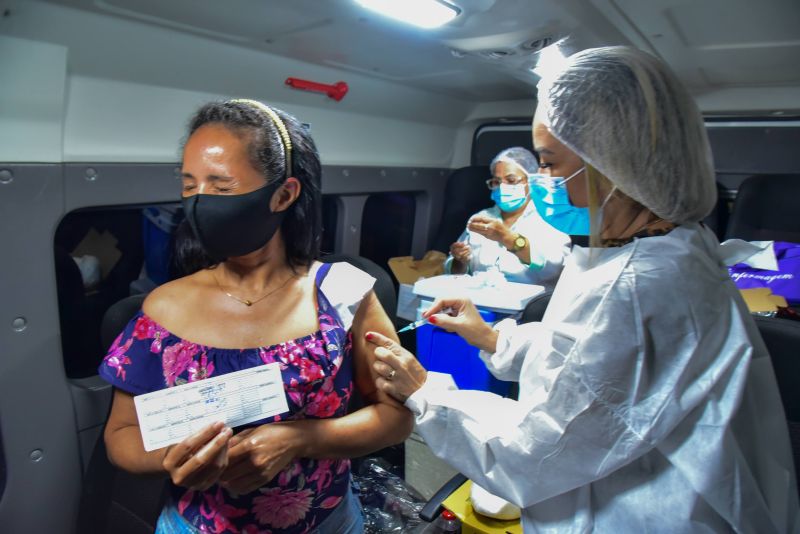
[387,369,396,380]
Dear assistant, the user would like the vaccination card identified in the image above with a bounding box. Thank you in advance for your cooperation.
[134,363,289,451]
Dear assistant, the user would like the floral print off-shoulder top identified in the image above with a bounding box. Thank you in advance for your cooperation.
[98,262,375,534]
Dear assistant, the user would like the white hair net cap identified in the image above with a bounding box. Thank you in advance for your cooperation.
[537,46,716,223]
[491,147,539,176]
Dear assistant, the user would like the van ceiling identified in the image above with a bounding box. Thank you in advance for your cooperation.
[42,0,800,103]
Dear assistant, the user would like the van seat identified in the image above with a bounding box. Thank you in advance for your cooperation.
[430,166,492,254]
[726,174,800,242]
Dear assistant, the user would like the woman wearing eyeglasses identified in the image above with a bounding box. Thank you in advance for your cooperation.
[445,147,571,288]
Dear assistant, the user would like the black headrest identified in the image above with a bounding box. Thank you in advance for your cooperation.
[101,294,146,349]
[726,174,800,242]
[520,290,553,324]
[431,166,493,253]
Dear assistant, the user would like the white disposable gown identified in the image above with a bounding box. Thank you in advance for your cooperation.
[444,202,571,289]
[407,224,799,533]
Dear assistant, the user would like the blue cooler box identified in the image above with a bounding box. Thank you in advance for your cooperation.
[416,307,511,396]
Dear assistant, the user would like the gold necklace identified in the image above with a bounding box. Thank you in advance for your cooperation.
[212,271,295,307]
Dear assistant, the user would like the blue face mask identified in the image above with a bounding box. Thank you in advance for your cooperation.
[528,167,590,236]
[490,183,528,213]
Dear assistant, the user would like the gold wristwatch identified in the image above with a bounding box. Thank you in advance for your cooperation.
[510,233,527,252]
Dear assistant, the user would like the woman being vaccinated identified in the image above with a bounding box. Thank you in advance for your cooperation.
[100,99,412,533]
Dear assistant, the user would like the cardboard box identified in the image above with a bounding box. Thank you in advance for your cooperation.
[389,251,446,322]
[740,287,788,313]
[71,227,122,279]
[388,250,446,285]
[442,480,522,534]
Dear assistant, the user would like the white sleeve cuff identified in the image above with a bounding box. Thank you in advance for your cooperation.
[528,244,546,271]
[479,318,518,364]
[405,371,458,415]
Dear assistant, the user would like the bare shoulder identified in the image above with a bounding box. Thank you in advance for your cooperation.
[142,271,210,324]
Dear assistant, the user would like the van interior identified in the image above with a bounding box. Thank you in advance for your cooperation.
[1,0,799,532]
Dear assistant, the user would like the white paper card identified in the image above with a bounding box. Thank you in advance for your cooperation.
[134,363,289,452]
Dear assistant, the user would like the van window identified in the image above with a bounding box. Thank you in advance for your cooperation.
[55,205,181,378]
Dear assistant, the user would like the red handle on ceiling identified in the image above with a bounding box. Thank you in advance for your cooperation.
[285,77,349,101]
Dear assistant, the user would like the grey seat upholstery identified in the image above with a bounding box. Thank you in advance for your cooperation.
[430,166,493,254]
[520,290,553,324]
[100,294,147,348]
[726,174,800,242]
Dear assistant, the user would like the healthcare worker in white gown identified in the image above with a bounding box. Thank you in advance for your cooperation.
[366,46,800,533]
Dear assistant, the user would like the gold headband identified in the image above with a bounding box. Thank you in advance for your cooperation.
[229,99,293,180]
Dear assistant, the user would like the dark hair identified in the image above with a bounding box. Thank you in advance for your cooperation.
[169,218,216,279]
[180,100,322,272]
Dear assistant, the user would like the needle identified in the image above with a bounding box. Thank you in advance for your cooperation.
[397,307,453,333]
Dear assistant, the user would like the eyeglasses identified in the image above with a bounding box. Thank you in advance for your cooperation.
[485,175,527,190]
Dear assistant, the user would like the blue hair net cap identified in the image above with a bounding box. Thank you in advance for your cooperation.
[537,46,717,223]
[491,147,539,176]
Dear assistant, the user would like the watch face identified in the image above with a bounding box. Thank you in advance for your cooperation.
[515,236,526,249]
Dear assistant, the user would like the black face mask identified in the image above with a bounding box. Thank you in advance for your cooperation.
[182,183,286,262]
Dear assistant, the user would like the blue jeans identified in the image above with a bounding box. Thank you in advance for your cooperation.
[155,485,364,534]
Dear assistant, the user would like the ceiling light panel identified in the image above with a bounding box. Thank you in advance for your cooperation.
[354,0,460,29]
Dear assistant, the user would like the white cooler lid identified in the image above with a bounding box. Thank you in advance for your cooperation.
[412,274,544,314]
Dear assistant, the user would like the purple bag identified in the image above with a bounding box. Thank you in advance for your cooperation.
[729,241,800,305]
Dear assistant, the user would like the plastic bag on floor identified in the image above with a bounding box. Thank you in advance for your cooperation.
[354,457,427,533]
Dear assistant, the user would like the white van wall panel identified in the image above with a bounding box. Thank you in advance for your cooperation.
[451,120,482,168]
[2,1,471,165]
[458,99,538,171]
[62,77,220,164]
[63,75,458,166]
[293,105,458,168]
[696,87,800,116]
[0,36,67,162]
[449,100,536,168]
[604,0,800,114]
[465,99,537,123]
[4,1,471,125]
